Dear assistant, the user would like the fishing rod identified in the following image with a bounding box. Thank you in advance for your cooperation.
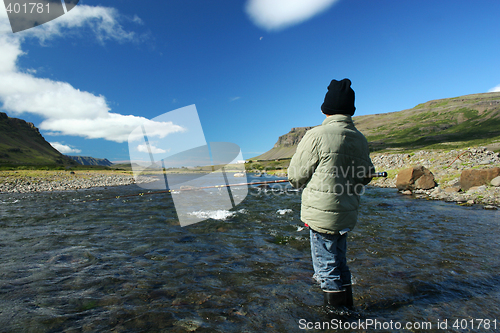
[81,172,387,203]
[82,179,289,202]
[370,172,388,178]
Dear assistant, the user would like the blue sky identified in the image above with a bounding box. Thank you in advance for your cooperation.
[1,0,500,162]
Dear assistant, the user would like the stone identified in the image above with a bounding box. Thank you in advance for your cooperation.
[460,167,500,191]
[401,190,412,195]
[483,205,498,210]
[415,173,436,190]
[444,186,460,193]
[467,185,487,193]
[396,166,436,191]
[491,176,500,187]
[430,187,441,196]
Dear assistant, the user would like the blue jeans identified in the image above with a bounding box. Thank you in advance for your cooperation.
[310,228,351,291]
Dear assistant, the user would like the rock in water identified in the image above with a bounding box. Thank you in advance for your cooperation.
[396,166,436,191]
[460,167,500,191]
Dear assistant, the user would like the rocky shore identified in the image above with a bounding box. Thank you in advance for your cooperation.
[369,147,500,208]
[0,171,153,194]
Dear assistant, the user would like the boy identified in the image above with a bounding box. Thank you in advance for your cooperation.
[288,79,374,310]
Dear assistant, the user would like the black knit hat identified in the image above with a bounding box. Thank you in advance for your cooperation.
[321,78,356,116]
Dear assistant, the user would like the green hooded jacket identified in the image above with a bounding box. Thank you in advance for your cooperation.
[288,115,374,234]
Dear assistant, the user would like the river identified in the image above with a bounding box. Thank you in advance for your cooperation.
[0,174,499,332]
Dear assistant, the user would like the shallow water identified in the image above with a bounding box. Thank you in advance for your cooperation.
[0,174,499,332]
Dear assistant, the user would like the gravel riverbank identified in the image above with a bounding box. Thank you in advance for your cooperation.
[0,171,154,194]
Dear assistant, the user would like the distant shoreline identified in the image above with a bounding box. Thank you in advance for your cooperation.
[0,169,249,194]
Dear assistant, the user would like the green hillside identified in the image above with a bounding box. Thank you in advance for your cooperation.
[252,92,500,160]
[354,92,500,151]
[0,112,77,167]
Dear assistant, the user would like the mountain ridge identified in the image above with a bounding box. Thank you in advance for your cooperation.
[66,155,114,167]
[252,92,500,160]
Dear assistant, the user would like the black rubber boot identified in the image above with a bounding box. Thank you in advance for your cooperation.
[323,290,347,317]
[343,284,353,309]
[323,290,346,308]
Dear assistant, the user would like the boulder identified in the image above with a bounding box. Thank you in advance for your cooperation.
[460,167,500,191]
[415,173,436,190]
[396,166,436,191]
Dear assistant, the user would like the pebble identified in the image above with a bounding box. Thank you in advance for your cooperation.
[467,185,487,193]
[444,186,460,193]
[491,176,500,187]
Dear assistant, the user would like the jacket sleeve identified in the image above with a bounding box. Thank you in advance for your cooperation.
[356,137,375,185]
[360,161,375,185]
[287,132,319,188]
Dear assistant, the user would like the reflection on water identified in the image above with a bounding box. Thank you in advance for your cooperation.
[0,175,499,332]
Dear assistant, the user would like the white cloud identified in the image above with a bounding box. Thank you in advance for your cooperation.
[245,0,340,31]
[229,96,241,102]
[50,142,81,154]
[16,5,137,44]
[132,15,143,25]
[0,4,183,143]
[488,85,500,92]
[0,35,22,73]
[42,115,185,142]
[137,143,168,154]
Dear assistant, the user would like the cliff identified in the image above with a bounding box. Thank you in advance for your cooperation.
[0,112,77,166]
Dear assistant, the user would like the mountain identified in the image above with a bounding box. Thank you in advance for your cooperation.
[252,92,500,160]
[0,112,77,166]
[66,155,114,166]
[252,127,313,161]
